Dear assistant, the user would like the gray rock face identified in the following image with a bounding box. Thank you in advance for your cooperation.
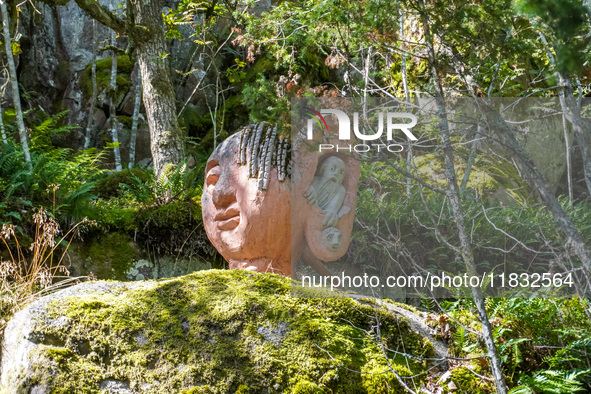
[99,379,132,394]
[256,322,290,347]
[56,2,114,73]
[0,281,147,393]
[18,2,62,110]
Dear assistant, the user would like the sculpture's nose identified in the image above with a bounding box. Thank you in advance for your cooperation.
[211,175,237,209]
[204,161,237,209]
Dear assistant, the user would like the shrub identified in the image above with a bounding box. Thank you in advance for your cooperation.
[0,209,95,334]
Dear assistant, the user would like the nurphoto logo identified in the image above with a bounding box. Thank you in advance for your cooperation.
[304,107,418,153]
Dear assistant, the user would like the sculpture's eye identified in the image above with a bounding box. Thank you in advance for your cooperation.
[205,161,220,187]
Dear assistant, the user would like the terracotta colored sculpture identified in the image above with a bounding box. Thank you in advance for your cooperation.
[202,123,360,277]
[305,156,347,227]
[201,123,291,275]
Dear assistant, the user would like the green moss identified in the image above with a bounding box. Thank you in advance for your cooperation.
[79,232,138,280]
[134,201,211,259]
[117,115,133,129]
[449,367,494,393]
[80,55,133,102]
[95,169,151,199]
[29,270,433,393]
[182,387,214,394]
[93,55,133,74]
[153,77,175,99]
[290,380,323,393]
[245,56,276,82]
[413,153,498,195]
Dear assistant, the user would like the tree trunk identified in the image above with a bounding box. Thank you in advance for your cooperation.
[0,101,7,144]
[562,111,573,203]
[559,75,591,197]
[63,0,184,177]
[129,0,185,177]
[477,99,591,275]
[128,65,141,168]
[538,32,591,197]
[459,121,481,194]
[419,4,509,393]
[1,0,31,166]
[108,14,122,172]
[84,19,98,150]
[399,10,413,199]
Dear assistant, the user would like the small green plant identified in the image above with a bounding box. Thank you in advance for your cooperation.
[510,369,589,393]
[119,159,202,205]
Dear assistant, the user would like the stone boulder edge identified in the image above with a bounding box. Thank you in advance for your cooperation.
[1,281,149,393]
[1,270,441,393]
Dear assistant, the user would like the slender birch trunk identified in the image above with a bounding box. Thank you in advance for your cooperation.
[108,5,122,172]
[460,121,481,193]
[419,3,509,393]
[0,0,30,166]
[0,101,7,144]
[559,75,591,197]
[562,111,573,203]
[538,32,591,197]
[84,20,98,150]
[128,65,141,168]
[400,10,412,199]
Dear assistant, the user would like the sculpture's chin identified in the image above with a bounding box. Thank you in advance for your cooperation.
[218,230,246,253]
[228,258,291,276]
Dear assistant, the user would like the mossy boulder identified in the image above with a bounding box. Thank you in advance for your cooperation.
[1,270,436,393]
[69,232,139,280]
[134,201,214,259]
[80,55,133,105]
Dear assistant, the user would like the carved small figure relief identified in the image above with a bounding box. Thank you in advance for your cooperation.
[305,156,347,227]
[322,227,343,251]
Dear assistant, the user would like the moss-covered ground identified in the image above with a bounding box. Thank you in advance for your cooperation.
[24,270,434,393]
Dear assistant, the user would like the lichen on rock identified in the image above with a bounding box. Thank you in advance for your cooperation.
[1,270,437,393]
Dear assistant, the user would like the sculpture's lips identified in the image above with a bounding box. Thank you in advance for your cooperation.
[215,208,240,230]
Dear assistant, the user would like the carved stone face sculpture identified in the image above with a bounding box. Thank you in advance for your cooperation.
[201,124,292,275]
[202,123,360,277]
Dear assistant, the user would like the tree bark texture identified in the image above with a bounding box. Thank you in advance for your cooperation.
[84,20,98,150]
[558,74,591,197]
[129,66,142,168]
[61,0,184,177]
[129,0,185,177]
[1,0,31,165]
[108,16,122,172]
[0,101,7,144]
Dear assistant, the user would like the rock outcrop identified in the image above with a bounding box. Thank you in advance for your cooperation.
[1,270,443,393]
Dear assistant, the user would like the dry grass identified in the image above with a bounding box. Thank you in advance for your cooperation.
[0,208,96,335]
